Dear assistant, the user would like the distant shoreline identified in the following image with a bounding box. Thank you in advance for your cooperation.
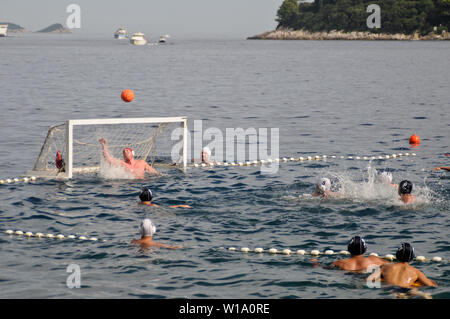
[248,29,450,41]
[1,22,71,33]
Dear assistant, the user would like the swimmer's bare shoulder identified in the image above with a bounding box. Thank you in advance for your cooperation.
[331,259,346,268]
[131,239,182,250]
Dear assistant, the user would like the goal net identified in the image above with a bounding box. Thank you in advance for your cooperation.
[31,117,187,178]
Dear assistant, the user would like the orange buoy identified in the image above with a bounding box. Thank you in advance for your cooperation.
[409,134,420,145]
[121,89,134,102]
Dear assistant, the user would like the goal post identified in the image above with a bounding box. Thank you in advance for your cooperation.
[31,117,188,179]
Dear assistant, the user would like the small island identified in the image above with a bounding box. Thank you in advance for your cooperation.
[248,0,450,40]
[36,23,71,33]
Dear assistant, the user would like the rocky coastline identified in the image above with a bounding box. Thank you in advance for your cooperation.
[248,29,450,41]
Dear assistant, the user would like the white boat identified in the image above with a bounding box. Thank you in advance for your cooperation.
[114,27,128,39]
[0,24,8,37]
[159,36,167,43]
[130,32,147,45]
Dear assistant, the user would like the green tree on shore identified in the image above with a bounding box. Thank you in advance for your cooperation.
[276,0,300,28]
[275,0,449,35]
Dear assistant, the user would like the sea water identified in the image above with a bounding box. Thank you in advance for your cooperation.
[0,34,449,298]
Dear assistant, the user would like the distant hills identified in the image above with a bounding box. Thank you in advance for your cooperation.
[0,22,71,33]
[37,23,71,33]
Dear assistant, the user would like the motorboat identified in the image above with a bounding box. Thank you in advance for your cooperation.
[130,32,147,45]
[114,27,128,39]
[0,24,8,37]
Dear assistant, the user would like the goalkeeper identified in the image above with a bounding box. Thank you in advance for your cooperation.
[99,138,158,178]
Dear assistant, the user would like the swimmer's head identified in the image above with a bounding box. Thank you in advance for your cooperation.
[139,187,153,202]
[347,236,367,256]
[139,218,156,237]
[201,147,211,162]
[316,178,331,193]
[123,147,135,162]
[378,171,393,184]
[396,243,415,263]
[398,180,413,195]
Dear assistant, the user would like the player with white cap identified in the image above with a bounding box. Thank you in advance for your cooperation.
[131,218,182,249]
[312,177,340,198]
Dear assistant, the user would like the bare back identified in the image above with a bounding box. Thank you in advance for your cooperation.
[131,237,181,250]
[380,263,437,288]
[333,255,388,272]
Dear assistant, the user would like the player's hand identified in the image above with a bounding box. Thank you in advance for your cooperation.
[99,138,107,145]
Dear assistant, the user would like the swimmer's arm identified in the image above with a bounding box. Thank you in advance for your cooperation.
[331,260,342,268]
[154,242,183,250]
[169,204,192,208]
[99,138,121,166]
[144,162,158,175]
[371,256,390,265]
[416,270,438,287]
[434,166,450,171]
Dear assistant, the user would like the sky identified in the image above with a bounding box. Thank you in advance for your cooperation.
[0,0,284,38]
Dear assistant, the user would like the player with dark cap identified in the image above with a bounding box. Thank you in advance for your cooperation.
[331,236,388,271]
[139,187,191,208]
[398,180,416,203]
[367,243,438,289]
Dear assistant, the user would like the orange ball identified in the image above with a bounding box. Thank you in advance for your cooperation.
[409,134,420,145]
[121,89,134,102]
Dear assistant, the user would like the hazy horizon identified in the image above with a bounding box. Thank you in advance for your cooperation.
[1,0,283,38]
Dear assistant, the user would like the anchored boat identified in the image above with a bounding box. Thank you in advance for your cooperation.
[130,32,147,45]
[114,27,128,39]
[0,24,8,37]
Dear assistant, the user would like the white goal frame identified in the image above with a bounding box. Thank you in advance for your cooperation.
[31,116,188,179]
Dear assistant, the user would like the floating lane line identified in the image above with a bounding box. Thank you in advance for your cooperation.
[225,246,446,263]
[188,153,416,169]
[4,229,105,242]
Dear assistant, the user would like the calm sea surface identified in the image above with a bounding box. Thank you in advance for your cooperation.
[0,34,449,298]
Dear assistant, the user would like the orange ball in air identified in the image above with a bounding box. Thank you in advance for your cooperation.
[121,89,134,102]
[409,134,420,145]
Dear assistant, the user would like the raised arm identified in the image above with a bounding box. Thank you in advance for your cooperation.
[99,138,120,166]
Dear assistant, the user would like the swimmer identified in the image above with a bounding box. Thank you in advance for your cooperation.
[331,236,388,271]
[377,171,397,188]
[191,147,214,164]
[139,187,192,208]
[398,180,415,204]
[312,178,340,198]
[367,243,437,297]
[433,153,450,170]
[99,138,157,179]
[131,218,182,249]
[433,166,450,171]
